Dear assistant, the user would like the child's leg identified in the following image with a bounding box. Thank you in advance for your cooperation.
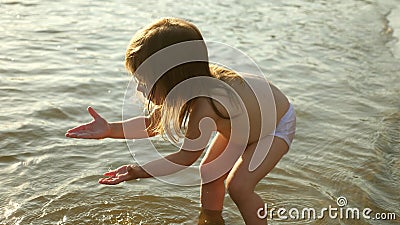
[198,208,225,225]
[200,133,230,210]
[198,133,230,225]
[226,136,289,225]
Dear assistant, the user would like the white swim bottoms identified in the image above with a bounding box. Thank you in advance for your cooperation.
[273,103,296,147]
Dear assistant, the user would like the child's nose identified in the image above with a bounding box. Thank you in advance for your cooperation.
[136,84,148,98]
[136,84,144,93]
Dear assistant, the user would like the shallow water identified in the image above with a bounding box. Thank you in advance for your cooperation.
[1,0,399,224]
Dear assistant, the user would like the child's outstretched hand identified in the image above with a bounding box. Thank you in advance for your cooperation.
[98,165,139,185]
[65,106,111,139]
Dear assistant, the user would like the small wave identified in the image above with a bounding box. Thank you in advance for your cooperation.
[0,87,24,95]
[373,112,400,182]
[0,155,19,164]
[0,124,45,140]
[32,106,70,120]
[34,29,65,34]
[2,1,38,7]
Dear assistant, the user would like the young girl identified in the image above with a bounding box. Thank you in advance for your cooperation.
[66,18,296,225]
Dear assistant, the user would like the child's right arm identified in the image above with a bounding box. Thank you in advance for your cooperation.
[65,106,159,139]
[109,107,160,139]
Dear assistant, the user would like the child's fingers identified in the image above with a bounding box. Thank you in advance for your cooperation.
[66,132,90,138]
[102,165,128,177]
[66,131,98,139]
[103,171,117,177]
[98,177,123,185]
[103,167,125,177]
[100,170,132,185]
[67,125,87,133]
[88,106,101,120]
[65,132,78,138]
[98,178,112,184]
[76,132,96,139]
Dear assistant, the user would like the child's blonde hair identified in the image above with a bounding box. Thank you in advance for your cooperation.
[125,17,241,143]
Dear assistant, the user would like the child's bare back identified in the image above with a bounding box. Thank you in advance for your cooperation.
[201,73,290,146]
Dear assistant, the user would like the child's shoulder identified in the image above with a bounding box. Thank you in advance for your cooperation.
[190,97,217,117]
[190,96,229,121]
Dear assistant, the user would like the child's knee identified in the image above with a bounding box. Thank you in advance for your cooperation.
[226,177,253,202]
[200,164,228,184]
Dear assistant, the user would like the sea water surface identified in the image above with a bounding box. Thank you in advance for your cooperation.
[1,0,399,224]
